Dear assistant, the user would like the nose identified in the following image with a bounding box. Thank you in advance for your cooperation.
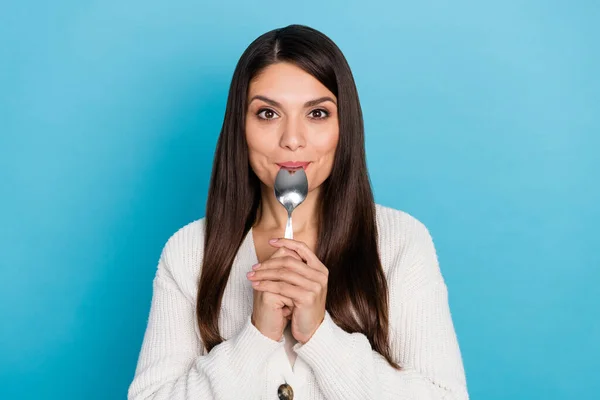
[279,115,306,151]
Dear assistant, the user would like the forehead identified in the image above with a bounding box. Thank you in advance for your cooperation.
[248,62,335,102]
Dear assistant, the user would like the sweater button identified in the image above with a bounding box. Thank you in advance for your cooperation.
[277,383,294,400]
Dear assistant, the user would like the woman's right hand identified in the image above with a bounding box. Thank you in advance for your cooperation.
[250,246,302,342]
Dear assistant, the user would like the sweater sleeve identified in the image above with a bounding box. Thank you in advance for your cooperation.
[127,237,284,400]
[291,217,469,400]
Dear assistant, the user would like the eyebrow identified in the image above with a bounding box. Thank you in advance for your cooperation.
[248,95,337,108]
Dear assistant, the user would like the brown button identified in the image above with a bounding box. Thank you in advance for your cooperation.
[277,383,294,400]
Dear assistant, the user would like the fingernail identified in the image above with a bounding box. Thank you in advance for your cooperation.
[246,271,255,277]
[252,281,260,286]
[269,238,279,243]
[252,263,261,270]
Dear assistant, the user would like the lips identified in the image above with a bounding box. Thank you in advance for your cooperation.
[276,161,310,170]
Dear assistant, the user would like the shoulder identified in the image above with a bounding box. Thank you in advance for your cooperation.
[161,217,206,260]
[374,203,426,231]
[155,217,206,301]
[374,202,433,258]
[374,203,444,298]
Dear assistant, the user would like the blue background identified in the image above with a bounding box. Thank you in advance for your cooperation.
[1,1,598,399]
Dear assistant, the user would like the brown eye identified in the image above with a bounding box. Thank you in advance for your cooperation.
[309,109,329,119]
[257,108,279,120]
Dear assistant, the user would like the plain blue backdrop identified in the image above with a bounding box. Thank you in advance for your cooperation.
[1,1,598,399]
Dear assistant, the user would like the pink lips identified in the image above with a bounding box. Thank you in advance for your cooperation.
[276,161,310,170]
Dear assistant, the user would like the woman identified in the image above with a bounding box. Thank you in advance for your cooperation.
[128,24,468,400]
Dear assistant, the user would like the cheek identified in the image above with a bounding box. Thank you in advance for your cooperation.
[307,128,338,189]
[246,123,278,179]
[246,140,268,174]
[313,128,339,159]
[246,121,270,156]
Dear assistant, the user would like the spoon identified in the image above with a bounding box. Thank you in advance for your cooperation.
[274,167,308,239]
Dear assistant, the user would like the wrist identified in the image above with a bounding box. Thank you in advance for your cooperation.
[299,314,325,344]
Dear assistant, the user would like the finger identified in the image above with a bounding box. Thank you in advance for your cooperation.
[269,239,328,275]
[252,280,308,303]
[258,255,306,270]
[279,294,294,309]
[259,290,295,310]
[250,248,301,273]
[250,267,321,292]
[269,246,302,261]
[252,256,325,284]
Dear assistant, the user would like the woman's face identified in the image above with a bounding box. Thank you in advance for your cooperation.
[245,62,339,193]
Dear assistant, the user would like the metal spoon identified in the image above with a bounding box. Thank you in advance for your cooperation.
[274,167,308,239]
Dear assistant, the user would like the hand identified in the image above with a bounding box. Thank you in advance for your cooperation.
[247,238,328,344]
[249,246,303,342]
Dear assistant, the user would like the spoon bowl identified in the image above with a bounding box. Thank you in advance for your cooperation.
[274,167,308,239]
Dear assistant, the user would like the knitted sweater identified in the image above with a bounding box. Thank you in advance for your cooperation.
[128,203,469,399]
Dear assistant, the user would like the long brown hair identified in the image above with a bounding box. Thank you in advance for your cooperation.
[197,24,400,370]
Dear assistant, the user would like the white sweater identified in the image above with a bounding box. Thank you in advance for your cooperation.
[128,203,469,399]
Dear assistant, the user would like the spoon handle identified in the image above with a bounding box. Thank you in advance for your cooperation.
[284,214,293,239]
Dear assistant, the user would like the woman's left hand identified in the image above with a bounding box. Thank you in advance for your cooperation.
[246,238,328,344]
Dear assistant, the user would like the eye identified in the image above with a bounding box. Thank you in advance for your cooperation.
[308,108,330,119]
[256,108,280,120]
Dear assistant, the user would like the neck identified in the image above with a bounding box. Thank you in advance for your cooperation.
[254,183,320,234]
